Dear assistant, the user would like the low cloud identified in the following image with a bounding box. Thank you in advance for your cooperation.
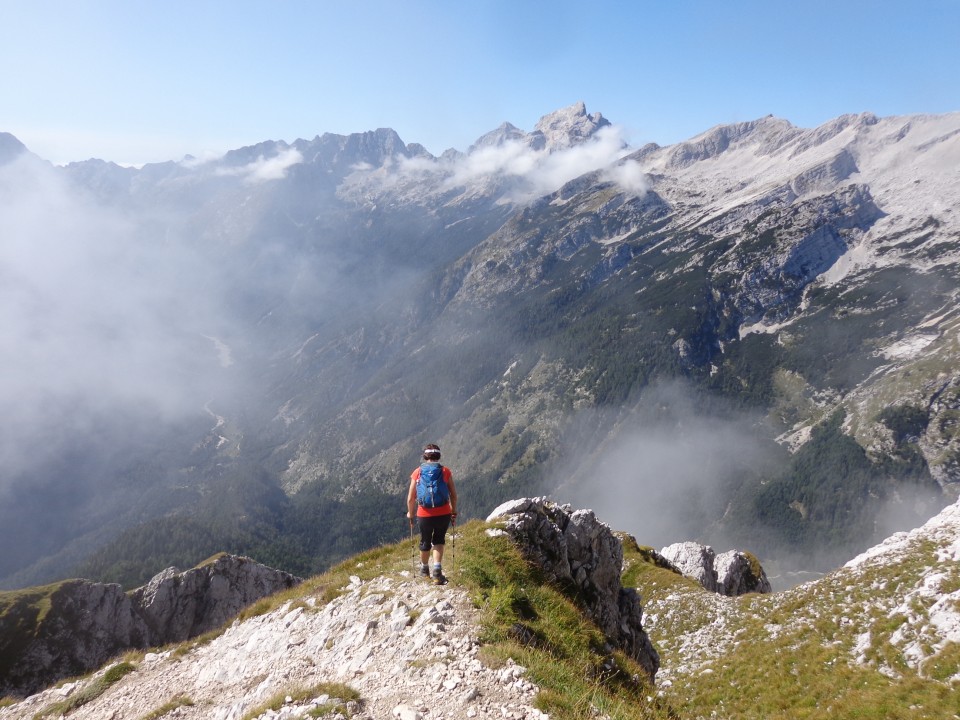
[179,150,226,169]
[217,147,303,183]
[552,380,775,552]
[603,158,650,196]
[388,124,647,202]
[0,154,236,487]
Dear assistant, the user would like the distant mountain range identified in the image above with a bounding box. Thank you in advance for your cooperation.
[1,102,958,589]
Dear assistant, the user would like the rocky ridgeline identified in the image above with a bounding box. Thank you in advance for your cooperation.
[0,498,780,719]
[0,567,556,719]
[644,496,960,700]
[0,555,300,698]
[0,572,549,720]
[485,497,661,682]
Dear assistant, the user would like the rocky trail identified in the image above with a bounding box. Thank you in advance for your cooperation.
[1,568,548,720]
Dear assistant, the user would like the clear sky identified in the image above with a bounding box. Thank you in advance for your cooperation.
[2,0,958,166]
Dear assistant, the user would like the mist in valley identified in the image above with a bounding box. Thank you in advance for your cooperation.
[0,119,656,587]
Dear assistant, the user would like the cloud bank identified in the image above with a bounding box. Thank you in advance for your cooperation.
[554,381,775,552]
[0,155,236,487]
[216,147,303,183]
[383,124,648,202]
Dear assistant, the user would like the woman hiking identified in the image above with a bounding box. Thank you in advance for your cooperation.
[407,443,458,585]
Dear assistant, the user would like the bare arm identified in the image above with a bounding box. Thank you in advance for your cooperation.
[406,476,418,521]
[447,475,458,516]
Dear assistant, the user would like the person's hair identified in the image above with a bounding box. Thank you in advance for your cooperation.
[422,443,441,461]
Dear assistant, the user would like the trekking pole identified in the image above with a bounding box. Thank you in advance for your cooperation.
[409,517,416,574]
[451,514,457,578]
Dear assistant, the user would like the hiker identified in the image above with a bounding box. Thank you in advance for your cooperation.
[407,443,458,585]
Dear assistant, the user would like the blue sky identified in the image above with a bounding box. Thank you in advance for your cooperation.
[2,0,958,166]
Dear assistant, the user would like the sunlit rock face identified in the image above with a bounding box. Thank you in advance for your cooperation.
[0,555,300,697]
[486,497,660,681]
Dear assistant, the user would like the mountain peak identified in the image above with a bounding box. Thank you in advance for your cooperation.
[468,121,531,152]
[533,101,611,150]
[0,132,28,165]
[466,102,612,156]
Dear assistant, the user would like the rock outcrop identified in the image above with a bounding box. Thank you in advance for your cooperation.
[659,542,772,596]
[486,497,660,681]
[659,542,719,593]
[714,550,773,596]
[0,555,300,698]
[130,554,300,643]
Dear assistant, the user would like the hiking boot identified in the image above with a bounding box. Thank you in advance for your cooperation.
[432,569,448,586]
[419,564,430,577]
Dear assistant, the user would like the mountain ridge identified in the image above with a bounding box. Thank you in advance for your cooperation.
[1,103,958,593]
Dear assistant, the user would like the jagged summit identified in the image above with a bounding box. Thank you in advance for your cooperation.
[533,100,611,150]
[469,121,532,152]
[468,101,611,154]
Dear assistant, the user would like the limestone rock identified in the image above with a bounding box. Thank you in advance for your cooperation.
[131,554,300,643]
[714,550,773,595]
[659,542,772,596]
[469,122,535,152]
[533,101,611,151]
[466,102,611,155]
[0,555,301,698]
[487,497,660,681]
[0,580,149,698]
[659,542,719,593]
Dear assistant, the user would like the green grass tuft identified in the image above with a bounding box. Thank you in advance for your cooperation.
[33,661,137,718]
[136,694,194,720]
[240,682,361,720]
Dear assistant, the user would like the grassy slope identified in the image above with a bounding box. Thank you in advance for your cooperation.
[0,581,74,682]
[625,536,960,719]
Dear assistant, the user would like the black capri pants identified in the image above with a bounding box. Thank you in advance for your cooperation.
[418,514,452,551]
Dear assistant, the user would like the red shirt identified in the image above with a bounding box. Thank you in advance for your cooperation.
[411,465,454,517]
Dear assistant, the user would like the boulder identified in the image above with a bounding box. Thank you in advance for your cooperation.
[659,542,719,593]
[659,542,772,596]
[715,550,773,596]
